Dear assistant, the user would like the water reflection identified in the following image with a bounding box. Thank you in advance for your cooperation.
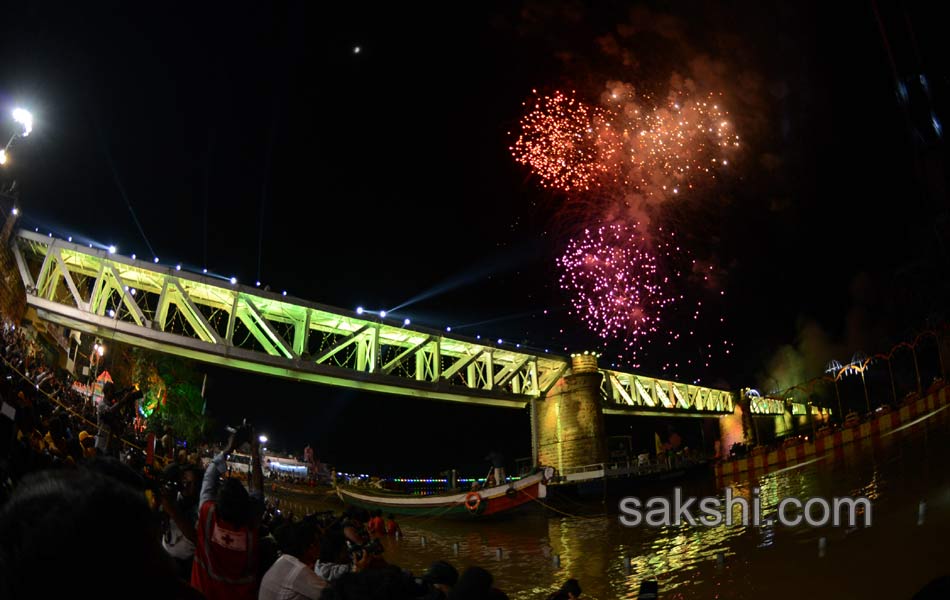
[280,415,950,599]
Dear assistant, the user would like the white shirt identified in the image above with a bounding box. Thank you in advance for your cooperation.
[259,554,327,600]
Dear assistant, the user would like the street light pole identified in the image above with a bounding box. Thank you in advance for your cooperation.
[887,358,897,405]
[832,377,843,423]
[859,369,871,414]
[912,345,922,396]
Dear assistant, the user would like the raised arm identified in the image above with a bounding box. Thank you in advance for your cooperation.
[199,433,237,507]
[249,432,263,498]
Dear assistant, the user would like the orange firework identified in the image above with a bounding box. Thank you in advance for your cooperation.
[509,90,616,192]
[512,88,740,198]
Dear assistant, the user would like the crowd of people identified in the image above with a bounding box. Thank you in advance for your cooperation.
[0,319,583,599]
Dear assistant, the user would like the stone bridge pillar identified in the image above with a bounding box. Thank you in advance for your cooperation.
[534,353,607,474]
[0,201,25,322]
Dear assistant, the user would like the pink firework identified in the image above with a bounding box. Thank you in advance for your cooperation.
[557,223,673,354]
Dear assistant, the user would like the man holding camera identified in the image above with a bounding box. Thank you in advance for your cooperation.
[95,382,142,456]
[191,424,264,600]
[160,463,202,581]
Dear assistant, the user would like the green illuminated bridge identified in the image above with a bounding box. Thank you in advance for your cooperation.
[11,229,786,419]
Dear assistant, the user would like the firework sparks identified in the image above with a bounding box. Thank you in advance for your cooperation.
[509,90,616,192]
[558,223,671,358]
[512,88,739,198]
[516,85,739,372]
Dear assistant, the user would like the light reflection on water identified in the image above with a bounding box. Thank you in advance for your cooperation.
[280,414,950,599]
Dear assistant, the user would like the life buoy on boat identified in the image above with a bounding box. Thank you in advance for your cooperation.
[505,487,518,499]
[464,492,482,513]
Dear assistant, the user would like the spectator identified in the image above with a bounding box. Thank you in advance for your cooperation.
[546,579,582,600]
[366,509,385,537]
[448,567,505,600]
[0,467,194,600]
[161,463,202,580]
[384,513,401,537]
[95,383,139,455]
[259,521,327,600]
[484,450,506,486]
[191,426,265,600]
[314,532,353,582]
[419,560,458,600]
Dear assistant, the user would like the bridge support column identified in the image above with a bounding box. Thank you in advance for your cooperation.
[718,401,749,452]
[0,205,26,322]
[537,354,606,474]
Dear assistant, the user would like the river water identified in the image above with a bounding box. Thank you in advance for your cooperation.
[278,408,950,599]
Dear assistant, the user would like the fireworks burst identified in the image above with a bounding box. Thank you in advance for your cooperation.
[512,88,739,198]
[557,221,729,369]
[509,90,616,192]
[558,223,674,360]
[514,84,740,373]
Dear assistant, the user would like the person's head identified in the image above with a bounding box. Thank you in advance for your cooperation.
[179,465,201,500]
[448,567,493,600]
[323,566,422,600]
[423,560,459,593]
[274,521,319,562]
[48,414,65,438]
[0,468,178,599]
[560,579,582,599]
[319,532,349,564]
[78,430,95,448]
[216,477,251,527]
[387,513,396,521]
[102,382,116,402]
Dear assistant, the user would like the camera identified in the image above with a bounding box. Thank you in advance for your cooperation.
[115,386,145,403]
[226,419,253,447]
[348,537,384,561]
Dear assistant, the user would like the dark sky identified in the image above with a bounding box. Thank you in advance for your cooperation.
[1,1,947,474]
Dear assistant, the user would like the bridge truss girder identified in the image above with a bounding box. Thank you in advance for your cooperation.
[601,369,749,417]
[13,231,566,408]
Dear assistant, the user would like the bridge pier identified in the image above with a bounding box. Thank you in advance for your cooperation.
[0,203,26,322]
[536,354,607,473]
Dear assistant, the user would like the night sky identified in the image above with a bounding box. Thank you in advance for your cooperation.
[1,1,947,475]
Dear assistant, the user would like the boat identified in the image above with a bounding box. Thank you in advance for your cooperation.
[546,455,711,500]
[335,467,555,518]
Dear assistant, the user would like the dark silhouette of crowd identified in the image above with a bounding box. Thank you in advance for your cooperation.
[0,319,582,599]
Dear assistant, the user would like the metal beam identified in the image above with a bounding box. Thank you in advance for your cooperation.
[171,280,221,344]
[238,307,280,356]
[312,324,369,364]
[293,309,311,356]
[243,296,296,359]
[495,356,530,389]
[383,335,434,375]
[108,265,148,327]
[440,348,486,381]
[52,249,84,309]
[9,241,34,291]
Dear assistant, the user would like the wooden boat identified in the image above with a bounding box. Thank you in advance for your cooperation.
[335,467,555,518]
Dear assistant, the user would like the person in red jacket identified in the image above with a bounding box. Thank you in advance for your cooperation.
[191,426,265,600]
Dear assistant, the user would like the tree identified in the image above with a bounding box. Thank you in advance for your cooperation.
[130,348,211,445]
